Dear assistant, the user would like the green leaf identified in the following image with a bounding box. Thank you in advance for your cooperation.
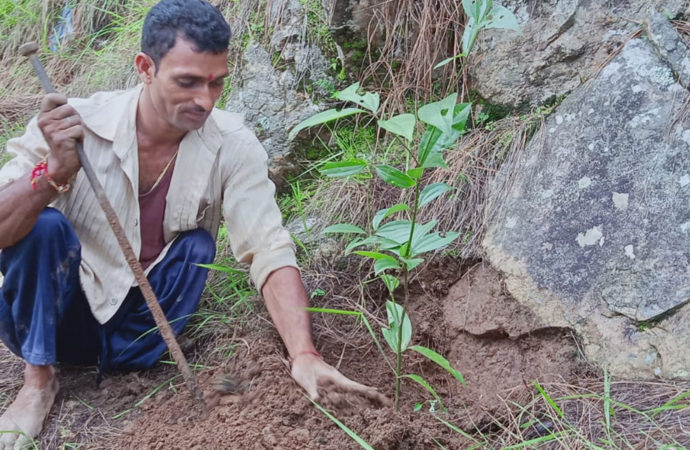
[411,231,460,255]
[289,108,363,140]
[417,102,471,168]
[419,182,453,207]
[323,223,367,234]
[418,126,450,169]
[375,220,413,246]
[195,263,245,275]
[310,399,375,450]
[409,345,466,386]
[378,114,416,141]
[406,168,424,180]
[353,250,396,261]
[484,4,521,33]
[374,258,401,275]
[380,274,399,293]
[434,54,464,70]
[417,93,458,135]
[334,82,380,113]
[372,203,410,230]
[403,374,445,409]
[383,301,412,353]
[375,165,417,189]
[400,257,424,271]
[533,381,565,418]
[320,159,367,177]
[462,18,480,56]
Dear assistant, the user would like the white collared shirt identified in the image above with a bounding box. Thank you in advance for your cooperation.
[0,85,297,323]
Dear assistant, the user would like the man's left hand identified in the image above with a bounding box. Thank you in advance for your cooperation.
[290,353,390,407]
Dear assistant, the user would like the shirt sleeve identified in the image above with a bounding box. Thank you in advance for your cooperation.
[221,127,298,292]
[0,115,49,190]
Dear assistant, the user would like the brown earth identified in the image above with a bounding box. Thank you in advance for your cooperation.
[0,262,586,448]
[103,263,583,449]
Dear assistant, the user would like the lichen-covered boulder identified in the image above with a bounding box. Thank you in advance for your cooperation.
[483,13,690,379]
[469,0,688,109]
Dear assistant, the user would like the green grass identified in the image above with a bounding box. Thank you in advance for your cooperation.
[435,378,690,448]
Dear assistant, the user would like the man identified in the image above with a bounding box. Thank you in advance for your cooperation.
[0,0,382,447]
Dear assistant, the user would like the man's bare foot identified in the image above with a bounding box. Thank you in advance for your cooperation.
[0,364,58,449]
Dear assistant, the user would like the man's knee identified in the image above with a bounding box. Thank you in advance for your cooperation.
[22,208,77,248]
[177,229,216,263]
[1,208,79,265]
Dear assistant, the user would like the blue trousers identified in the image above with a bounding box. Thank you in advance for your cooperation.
[0,208,215,372]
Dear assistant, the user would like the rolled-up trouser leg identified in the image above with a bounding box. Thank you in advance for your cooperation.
[0,207,99,366]
[101,229,216,372]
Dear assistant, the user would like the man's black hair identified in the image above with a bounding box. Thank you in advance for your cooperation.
[141,0,231,72]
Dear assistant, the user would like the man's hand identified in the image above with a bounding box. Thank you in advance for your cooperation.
[36,93,83,185]
[290,353,390,407]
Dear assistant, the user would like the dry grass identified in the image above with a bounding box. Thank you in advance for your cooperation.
[356,0,466,114]
[481,377,690,448]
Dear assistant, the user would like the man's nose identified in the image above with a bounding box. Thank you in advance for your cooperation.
[194,87,215,111]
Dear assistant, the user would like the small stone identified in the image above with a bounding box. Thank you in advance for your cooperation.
[287,428,310,444]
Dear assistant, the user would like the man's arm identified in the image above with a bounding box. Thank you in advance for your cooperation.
[261,266,316,358]
[262,266,388,404]
[0,94,82,249]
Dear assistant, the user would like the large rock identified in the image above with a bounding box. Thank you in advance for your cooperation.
[483,14,690,379]
[470,0,689,109]
[226,0,329,186]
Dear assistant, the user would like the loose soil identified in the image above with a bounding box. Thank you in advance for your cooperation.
[0,263,587,448]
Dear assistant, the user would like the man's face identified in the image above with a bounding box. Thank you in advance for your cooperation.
[146,37,229,131]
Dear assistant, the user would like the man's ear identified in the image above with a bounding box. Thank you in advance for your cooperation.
[135,52,156,84]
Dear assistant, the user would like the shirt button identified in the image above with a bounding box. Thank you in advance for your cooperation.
[134,219,139,227]
[110,298,117,305]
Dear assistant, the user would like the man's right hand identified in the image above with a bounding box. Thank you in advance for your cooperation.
[36,93,83,186]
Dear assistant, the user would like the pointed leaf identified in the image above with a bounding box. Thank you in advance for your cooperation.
[434,54,463,70]
[334,82,380,113]
[195,263,245,275]
[353,250,396,261]
[400,257,424,271]
[409,345,466,386]
[373,203,410,230]
[323,223,367,234]
[406,168,424,180]
[382,327,398,353]
[378,114,416,141]
[380,274,399,293]
[484,5,521,33]
[374,258,401,275]
[419,182,453,207]
[375,165,416,189]
[418,102,471,168]
[289,108,364,140]
[462,18,480,55]
[403,374,444,408]
[411,231,460,256]
[462,0,479,21]
[310,400,375,450]
[320,159,367,177]
[417,93,458,135]
[384,301,412,352]
[375,220,413,246]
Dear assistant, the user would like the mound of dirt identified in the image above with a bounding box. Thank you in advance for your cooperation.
[108,264,583,449]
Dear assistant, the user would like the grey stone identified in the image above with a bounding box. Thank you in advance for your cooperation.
[227,0,332,187]
[483,19,690,379]
[470,0,690,110]
[226,42,320,174]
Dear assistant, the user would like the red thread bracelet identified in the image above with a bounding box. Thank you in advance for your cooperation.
[30,158,71,193]
[288,350,322,366]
